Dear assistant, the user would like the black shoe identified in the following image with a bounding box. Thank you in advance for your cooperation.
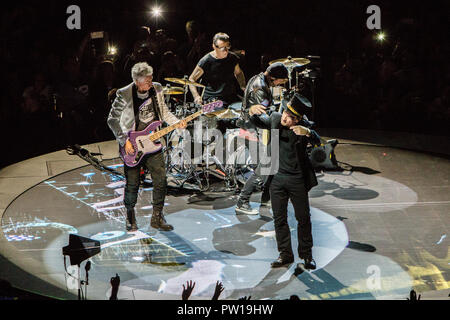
[270,256,294,268]
[297,258,316,271]
[151,211,173,231]
[235,200,258,215]
[126,208,138,232]
[304,258,316,270]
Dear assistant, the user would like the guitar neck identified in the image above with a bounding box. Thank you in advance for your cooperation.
[150,110,202,141]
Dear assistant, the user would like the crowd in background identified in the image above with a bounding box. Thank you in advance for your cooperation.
[0,1,448,168]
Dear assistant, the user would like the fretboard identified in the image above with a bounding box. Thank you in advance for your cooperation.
[149,110,202,141]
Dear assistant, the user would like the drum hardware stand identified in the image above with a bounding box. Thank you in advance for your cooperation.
[164,134,208,192]
[182,75,189,118]
[311,76,316,121]
[201,117,238,192]
[180,75,206,117]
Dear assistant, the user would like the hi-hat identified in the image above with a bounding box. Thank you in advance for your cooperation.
[269,57,311,67]
[165,77,205,88]
[162,86,184,95]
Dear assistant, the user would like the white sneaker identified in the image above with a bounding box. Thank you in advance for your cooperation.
[235,202,259,215]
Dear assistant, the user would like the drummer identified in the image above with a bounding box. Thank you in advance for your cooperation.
[235,62,289,215]
[188,32,246,108]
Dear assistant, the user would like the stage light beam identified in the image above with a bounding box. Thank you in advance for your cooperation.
[151,7,162,17]
[376,32,386,42]
[108,45,117,55]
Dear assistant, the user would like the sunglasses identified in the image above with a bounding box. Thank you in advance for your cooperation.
[215,44,231,51]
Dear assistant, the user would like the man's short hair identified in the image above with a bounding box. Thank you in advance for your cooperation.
[212,32,230,46]
[131,62,153,82]
[266,62,289,80]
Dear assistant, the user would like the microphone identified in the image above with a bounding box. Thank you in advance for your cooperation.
[85,260,91,286]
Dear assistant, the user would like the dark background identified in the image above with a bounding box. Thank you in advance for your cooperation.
[1,0,449,168]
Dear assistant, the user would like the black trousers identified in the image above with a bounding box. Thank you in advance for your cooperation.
[240,166,270,203]
[269,173,313,260]
[123,151,167,212]
[239,127,271,203]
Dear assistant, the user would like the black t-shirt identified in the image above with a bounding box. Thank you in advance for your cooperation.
[132,84,159,131]
[278,127,303,176]
[197,51,239,103]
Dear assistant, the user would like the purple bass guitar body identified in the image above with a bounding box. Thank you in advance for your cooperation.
[119,120,163,167]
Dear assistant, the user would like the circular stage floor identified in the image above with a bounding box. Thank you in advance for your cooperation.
[1,138,449,300]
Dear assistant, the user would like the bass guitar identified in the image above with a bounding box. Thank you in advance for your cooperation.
[120,100,223,167]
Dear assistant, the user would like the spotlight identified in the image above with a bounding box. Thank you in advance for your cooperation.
[376,31,386,42]
[108,45,117,55]
[151,7,162,17]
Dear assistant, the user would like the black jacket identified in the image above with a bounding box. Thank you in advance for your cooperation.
[250,112,320,192]
[241,73,273,121]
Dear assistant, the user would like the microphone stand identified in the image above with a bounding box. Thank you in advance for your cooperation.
[80,260,91,300]
[182,75,189,118]
[77,263,82,300]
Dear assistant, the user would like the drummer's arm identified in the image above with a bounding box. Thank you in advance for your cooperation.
[189,66,204,104]
[155,85,179,126]
[245,87,270,116]
[234,64,246,92]
[248,103,271,130]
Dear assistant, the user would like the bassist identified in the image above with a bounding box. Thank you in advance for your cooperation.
[107,62,187,232]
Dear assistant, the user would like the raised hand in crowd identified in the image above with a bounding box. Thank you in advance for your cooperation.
[182,280,196,300]
[407,290,421,301]
[211,281,224,300]
[109,273,120,300]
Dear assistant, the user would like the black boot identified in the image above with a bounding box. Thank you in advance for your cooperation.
[296,257,316,271]
[270,255,294,268]
[303,258,317,270]
[151,209,173,231]
[126,208,138,232]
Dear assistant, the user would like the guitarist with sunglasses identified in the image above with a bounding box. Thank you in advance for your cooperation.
[108,62,187,232]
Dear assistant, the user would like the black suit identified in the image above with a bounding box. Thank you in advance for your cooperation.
[251,112,320,260]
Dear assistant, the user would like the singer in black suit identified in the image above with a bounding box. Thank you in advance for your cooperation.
[249,93,320,270]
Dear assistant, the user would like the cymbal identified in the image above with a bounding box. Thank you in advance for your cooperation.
[165,77,205,88]
[162,86,184,95]
[206,108,240,119]
[269,57,311,67]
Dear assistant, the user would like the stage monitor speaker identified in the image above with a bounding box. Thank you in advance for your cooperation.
[309,139,339,170]
[62,234,101,266]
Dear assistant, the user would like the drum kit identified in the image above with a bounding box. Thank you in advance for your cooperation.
[267,56,320,116]
[160,55,320,194]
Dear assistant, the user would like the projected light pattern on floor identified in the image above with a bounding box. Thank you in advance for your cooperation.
[6,235,41,242]
[2,157,421,300]
[2,218,78,242]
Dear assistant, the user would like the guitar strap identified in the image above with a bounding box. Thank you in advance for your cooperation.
[149,88,161,122]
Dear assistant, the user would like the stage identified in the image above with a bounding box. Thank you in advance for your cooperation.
[0,129,448,300]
